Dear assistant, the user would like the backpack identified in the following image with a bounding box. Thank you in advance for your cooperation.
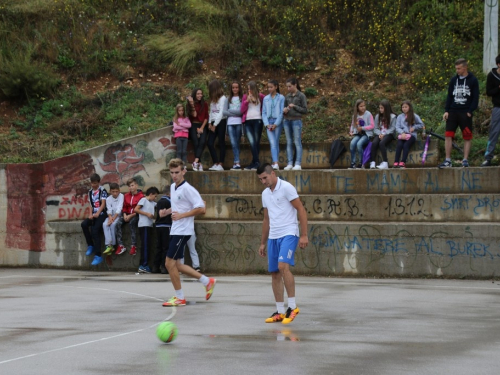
[329,137,347,168]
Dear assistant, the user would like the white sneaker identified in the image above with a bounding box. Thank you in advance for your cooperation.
[284,164,293,171]
[377,162,388,170]
[292,165,302,171]
[198,163,204,171]
[209,164,218,171]
[369,161,376,169]
[213,164,224,171]
[192,162,199,171]
[272,163,279,170]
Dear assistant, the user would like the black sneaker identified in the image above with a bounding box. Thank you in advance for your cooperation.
[348,163,356,169]
[461,159,469,168]
[194,267,201,272]
[481,160,492,167]
[438,160,452,169]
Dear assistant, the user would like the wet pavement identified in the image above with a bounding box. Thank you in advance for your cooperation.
[1,269,499,375]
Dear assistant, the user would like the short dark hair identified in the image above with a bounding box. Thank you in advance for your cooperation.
[163,185,170,194]
[495,55,500,66]
[90,173,101,183]
[145,186,160,196]
[109,183,120,190]
[455,58,467,67]
[256,163,273,175]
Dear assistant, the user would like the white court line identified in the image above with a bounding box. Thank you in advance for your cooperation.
[0,283,176,366]
[1,274,499,291]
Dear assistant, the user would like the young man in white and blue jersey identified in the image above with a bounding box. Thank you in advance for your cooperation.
[257,163,308,324]
[162,158,216,306]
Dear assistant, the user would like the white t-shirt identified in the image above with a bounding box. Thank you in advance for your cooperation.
[137,197,156,227]
[246,102,261,120]
[227,96,242,126]
[105,194,124,216]
[170,181,205,236]
[262,178,300,239]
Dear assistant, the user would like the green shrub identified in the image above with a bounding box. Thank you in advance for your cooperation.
[0,48,60,100]
[304,87,318,98]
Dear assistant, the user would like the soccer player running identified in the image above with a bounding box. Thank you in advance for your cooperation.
[257,163,308,324]
[162,158,216,306]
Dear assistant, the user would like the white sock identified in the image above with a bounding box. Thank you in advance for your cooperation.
[276,302,285,314]
[175,289,184,300]
[288,297,296,310]
[199,275,209,286]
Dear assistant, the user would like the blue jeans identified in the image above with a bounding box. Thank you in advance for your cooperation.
[350,134,368,164]
[245,119,263,164]
[266,124,283,163]
[227,124,242,163]
[283,119,303,165]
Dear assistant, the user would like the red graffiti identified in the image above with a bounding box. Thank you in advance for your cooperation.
[60,194,89,206]
[99,144,146,186]
[58,207,92,220]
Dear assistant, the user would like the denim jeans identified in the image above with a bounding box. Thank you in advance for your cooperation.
[350,134,368,164]
[189,122,207,160]
[175,137,188,163]
[283,119,303,165]
[245,119,263,164]
[207,119,227,164]
[227,124,242,163]
[266,124,283,163]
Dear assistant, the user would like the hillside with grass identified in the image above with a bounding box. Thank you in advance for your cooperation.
[0,0,494,164]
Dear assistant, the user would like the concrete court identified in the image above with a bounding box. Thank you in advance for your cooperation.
[0,269,499,375]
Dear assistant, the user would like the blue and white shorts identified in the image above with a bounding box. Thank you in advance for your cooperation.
[267,235,299,272]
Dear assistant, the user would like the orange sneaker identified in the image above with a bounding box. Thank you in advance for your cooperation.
[282,307,299,324]
[162,296,186,307]
[265,311,285,323]
[205,278,216,300]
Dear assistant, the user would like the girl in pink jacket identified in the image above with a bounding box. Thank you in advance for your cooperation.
[173,103,192,163]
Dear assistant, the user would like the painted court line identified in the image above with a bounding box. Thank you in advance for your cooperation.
[0,281,176,366]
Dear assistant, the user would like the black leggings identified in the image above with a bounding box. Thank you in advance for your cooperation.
[371,134,394,162]
[394,136,416,163]
[189,122,207,160]
[207,119,227,164]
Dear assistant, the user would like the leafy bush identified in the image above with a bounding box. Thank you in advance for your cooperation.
[0,48,60,100]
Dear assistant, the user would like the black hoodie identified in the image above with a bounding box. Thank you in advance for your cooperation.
[486,68,500,107]
[444,71,479,113]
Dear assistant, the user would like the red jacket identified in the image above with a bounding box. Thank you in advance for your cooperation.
[241,93,265,123]
[122,190,144,215]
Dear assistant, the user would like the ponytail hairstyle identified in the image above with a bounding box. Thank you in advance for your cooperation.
[247,81,260,105]
[173,103,185,123]
[401,100,415,126]
[378,99,394,128]
[286,77,301,91]
[208,80,224,103]
[268,79,280,94]
[353,99,365,122]
[230,81,243,101]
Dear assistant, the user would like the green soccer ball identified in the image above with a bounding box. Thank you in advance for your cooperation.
[156,321,178,343]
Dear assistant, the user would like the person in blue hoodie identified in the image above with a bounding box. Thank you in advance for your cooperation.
[394,101,424,169]
[483,54,500,167]
[439,58,479,168]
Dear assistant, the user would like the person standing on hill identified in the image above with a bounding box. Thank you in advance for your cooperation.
[283,77,307,171]
[483,54,500,167]
[439,58,479,168]
[207,80,227,171]
[257,163,308,324]
[186,88,209,171]
[241,81,265,170]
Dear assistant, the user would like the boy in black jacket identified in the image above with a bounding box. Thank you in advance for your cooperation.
[153,186,172,274]
[439,58,479,168]
[483,54,500,166]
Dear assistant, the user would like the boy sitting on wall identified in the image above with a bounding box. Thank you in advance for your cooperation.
[115,177,144,256]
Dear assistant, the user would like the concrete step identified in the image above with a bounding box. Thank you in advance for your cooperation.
[42,220,500,277]
[161,167,499,195]
[191,140,439,169]
[200,193,500,223]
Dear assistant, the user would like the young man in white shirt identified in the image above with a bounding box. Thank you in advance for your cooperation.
[257,163,308,324]
[162,158,216,306]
